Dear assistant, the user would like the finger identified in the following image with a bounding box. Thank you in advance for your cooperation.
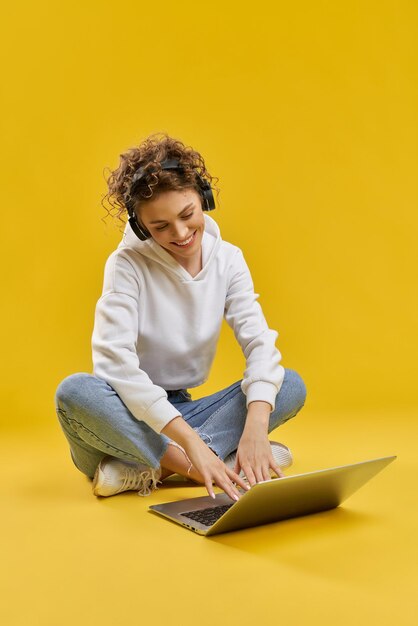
[215,474,241,502]
[225,467,250,491]
[233,459,241,475]
[261,464,271,482]
[241,465,257,487]
[204,477,216,499]
[271,463,285,478]
[253,466,265,484]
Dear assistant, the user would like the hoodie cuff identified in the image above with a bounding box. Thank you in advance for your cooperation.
[142,396,183,433]
[245,381,282,412]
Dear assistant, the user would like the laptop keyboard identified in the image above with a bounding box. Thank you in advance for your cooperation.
[181,503,234,526]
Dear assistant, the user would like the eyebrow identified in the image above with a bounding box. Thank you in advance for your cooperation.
[148,203,194,224]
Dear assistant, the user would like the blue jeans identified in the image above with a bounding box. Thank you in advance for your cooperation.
[54,368,307,480]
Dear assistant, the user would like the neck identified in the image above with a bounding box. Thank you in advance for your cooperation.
[173,247,203,276]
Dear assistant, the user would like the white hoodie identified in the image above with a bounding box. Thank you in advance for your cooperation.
[91,213,285,434]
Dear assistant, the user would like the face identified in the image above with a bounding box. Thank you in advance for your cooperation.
[136,188,205,264]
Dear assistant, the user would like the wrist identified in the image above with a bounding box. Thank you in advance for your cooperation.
[160,415,200,447]
[247,400,271,414]
[246,400,271,430]
[244,415,269,435]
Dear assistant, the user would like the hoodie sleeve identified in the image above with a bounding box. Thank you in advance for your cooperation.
[224,247,285,412]
[91,252,182,434]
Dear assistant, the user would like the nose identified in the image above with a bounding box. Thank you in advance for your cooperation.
[170,222,190,241]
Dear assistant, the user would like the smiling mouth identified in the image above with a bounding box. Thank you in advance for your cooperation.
[171,230,197,247]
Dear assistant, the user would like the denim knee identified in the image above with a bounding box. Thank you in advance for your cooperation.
[284,368,307,410]
[55,372,96,409]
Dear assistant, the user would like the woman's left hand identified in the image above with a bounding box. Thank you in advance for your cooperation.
[233,429,285,486]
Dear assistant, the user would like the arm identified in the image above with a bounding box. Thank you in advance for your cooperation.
[224,248,285,411]
[91,253,181,434]
[224,250,286,483]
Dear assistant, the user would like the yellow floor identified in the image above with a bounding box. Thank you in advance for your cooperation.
[2,409,417,626]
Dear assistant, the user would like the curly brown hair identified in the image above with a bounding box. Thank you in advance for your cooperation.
[101,132,221,233]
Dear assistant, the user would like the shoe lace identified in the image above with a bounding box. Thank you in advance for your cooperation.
[120,465,162,496]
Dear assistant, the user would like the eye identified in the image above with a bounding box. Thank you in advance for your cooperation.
[155,212,194,231]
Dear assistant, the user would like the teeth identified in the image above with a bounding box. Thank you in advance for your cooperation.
[174,232,194,246]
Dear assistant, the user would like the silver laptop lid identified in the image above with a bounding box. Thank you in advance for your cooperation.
[149,456,397,536]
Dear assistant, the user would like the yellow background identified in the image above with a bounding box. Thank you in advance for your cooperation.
[1,1,417,625]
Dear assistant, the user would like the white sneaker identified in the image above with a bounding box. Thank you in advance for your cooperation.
[92,456,162,497]
[224,441,293,479]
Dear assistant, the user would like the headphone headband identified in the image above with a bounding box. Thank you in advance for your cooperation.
[125,158,215,241]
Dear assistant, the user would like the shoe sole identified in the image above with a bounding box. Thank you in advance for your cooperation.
[92,464,102,496]
[270,442,293,469]
[225,441,293,478]
[92,458,109,497]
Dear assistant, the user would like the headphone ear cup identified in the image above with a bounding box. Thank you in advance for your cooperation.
[128,215,151,241]
[125,197,152,241]
[196,175,216,211]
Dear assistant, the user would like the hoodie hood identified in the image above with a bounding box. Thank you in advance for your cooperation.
[116,212,222,282]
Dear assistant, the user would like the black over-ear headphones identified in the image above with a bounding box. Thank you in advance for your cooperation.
[125,158,216,241]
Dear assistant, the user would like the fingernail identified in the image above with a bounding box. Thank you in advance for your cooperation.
[211,493,216,499]
[233,494,239,501]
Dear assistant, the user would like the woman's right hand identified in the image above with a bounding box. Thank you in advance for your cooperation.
[161,415,249,501]
[183,437,250,501]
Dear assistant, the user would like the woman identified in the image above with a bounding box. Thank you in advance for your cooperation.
[54,132,307,501]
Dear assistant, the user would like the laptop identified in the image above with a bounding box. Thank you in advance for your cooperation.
[149,455,397,536]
